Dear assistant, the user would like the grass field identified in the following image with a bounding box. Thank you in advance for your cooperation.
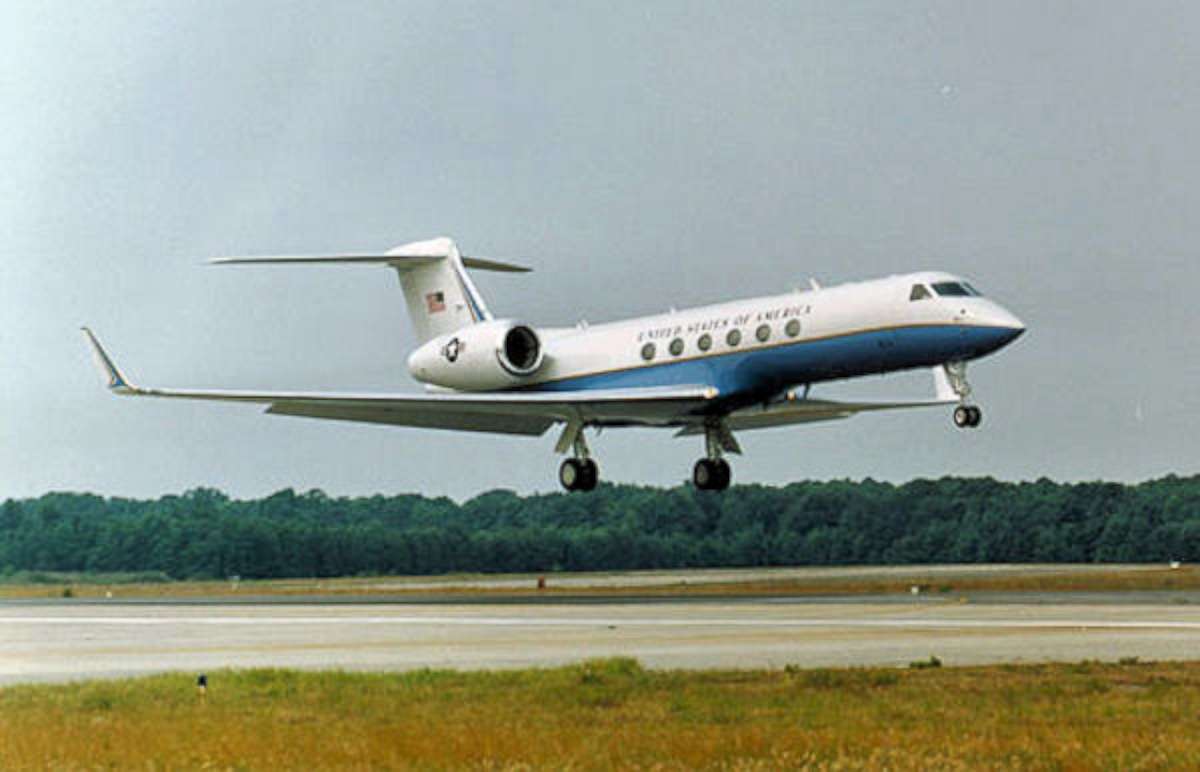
[2,563,1199,601]
[2,658,1199,770]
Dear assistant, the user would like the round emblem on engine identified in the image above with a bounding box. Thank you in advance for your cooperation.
[442,337,462,363]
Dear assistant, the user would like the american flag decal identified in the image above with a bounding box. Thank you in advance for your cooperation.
[425,291,446,313]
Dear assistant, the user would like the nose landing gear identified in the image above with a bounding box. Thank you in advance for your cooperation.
[944,362,983,429]
[953,404,983,428]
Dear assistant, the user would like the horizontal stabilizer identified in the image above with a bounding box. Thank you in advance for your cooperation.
[210,254,531,272]
[211,237,528,342]
[461,256,532,273]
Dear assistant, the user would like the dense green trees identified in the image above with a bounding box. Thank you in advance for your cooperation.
[2,477,1199,580]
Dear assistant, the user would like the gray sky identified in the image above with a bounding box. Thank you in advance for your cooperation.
[4,1,1200,500]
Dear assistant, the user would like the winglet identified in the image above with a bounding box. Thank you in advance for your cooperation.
[81,327,137,394]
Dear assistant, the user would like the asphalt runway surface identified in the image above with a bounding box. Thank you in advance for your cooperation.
[5,592,1200,685]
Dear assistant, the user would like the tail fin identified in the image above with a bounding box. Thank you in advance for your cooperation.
[212,237,530,344]
[387,237,494,342]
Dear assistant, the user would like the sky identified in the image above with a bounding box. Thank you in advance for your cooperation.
[4,1,1200,501]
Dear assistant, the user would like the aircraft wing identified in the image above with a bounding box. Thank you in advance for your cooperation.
[82,329,717,437]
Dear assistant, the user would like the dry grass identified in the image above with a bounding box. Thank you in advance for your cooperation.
[680,565,1200,597]
[3,564,1200,601]
[3,658,1200,770]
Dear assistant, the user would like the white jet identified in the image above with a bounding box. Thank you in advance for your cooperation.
[83,237,1025,492]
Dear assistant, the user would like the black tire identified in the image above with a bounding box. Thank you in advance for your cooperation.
[954,405,971,428]
[579,459,599,491]
[968,406,983,427]
[694,458,731,491]
[559,458,582,491]
[713,458,731,491]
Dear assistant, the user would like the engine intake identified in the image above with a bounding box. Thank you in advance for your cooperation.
[500,325,541,375]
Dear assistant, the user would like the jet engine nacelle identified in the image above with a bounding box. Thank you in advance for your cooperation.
[407,320,546,390]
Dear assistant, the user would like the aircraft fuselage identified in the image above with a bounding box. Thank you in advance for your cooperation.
[414,271,1024,409]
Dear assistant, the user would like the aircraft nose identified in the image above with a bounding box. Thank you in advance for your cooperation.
[989,305,1026,344]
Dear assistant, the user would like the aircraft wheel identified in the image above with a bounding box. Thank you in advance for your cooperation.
[954,405,983,429]
[713,458,731,491]
[694,458,730,491]
[559,458,583,491]
[578,459,599,491]
[560,458,599,492]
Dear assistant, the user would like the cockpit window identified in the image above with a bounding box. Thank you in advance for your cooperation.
[931,281,979,298]
[909,284,932,301]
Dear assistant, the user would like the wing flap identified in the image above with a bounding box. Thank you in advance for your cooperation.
[266,402,554,435]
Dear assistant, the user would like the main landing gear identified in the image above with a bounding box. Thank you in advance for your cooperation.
[693,458,731,491]
[556,421,599,492]
[944,362,983,429]
[554,418,742,493]
[693,419,740,492]
[559,457,598,492]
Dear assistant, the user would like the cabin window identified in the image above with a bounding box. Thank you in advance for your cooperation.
[785,319,801,338]
[910,284,932,301]
[669,338,684,356]
[726,329,742,347]
[697,333,712,352]
[640,342,656,361]
[756,324,771,343]
[932,281,973,297]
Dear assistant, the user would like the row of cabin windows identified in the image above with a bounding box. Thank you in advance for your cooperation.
[640,317,802,361]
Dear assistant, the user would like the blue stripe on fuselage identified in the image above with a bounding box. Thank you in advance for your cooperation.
[454,265,486,322]
[525,324,1022,400]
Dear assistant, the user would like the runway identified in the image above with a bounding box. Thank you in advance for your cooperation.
[4,593,1200,685]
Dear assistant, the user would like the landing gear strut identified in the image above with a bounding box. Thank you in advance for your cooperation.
[944,362,983,429]
[694,419,740,492]
[555,420,599,492]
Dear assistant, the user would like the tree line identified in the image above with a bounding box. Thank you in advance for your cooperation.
[2,476,1199,580]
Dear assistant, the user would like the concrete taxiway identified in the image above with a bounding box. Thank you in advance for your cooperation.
[4,593,1200,685]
